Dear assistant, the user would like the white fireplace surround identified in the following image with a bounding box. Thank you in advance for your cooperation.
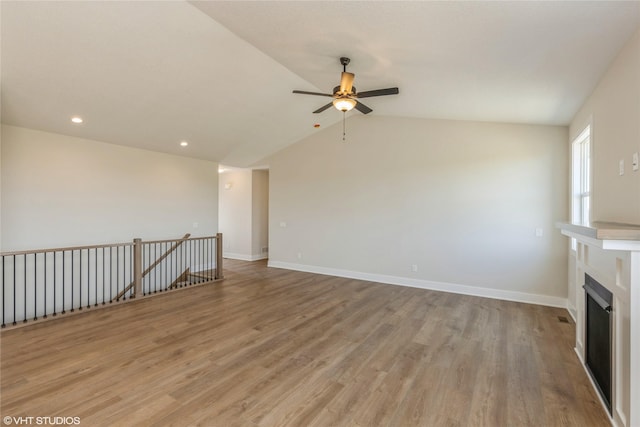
[558,222,640,427]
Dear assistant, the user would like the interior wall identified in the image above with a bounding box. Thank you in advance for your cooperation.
[1,125,218,251]
[0,5,3,247]
[571,28,640,225]
[218,169,253,258]
[0,124,3,246]
[252,170,269,258]
[566,28,640,316]
[267,115,569,305]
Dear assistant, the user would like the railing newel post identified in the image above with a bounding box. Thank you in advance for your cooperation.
[133,238,143,298]
[215,233,224,280]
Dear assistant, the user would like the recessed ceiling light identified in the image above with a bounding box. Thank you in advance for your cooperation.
[180,141,188,147]
[71,116,83,124]
[218,168,226,173]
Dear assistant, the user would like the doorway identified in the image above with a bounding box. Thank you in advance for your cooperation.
[218,166,269,261]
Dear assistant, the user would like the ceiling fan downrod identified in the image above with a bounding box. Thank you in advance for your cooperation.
[340,58,351,141]
[340,57,350,72]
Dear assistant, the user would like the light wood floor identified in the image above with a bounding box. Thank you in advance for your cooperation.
[1,259,609,426]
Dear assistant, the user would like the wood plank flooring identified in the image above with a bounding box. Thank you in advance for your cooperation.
[1,259,610,426]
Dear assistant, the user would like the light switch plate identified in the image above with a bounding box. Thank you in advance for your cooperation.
[633,152,639,171]
[619,160,625,176]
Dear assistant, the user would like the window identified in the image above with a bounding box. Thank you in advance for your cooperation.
[571,124,591,249]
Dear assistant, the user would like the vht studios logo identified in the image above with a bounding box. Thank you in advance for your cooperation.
[3,416,80,425]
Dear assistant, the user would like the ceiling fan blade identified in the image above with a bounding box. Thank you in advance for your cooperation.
[340,72,355,94]
[356,87,399,98]
[354,101,373,114]
[293,90,334,97]
[313,102,334,114]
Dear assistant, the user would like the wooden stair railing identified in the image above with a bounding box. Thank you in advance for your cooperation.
[0,233,223,328]
[169,268,190,289]
[116,233,190,300]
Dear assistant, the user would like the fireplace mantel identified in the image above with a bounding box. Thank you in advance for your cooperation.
[560,221,640,250]
[557,221,640,427]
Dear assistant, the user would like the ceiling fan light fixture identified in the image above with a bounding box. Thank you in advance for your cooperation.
[333,98,356,112]
[292,57,398,116]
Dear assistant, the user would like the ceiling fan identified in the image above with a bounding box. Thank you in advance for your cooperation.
[293,57,399,115]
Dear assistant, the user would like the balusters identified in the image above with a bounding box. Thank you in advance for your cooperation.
[153,243,157,294]
[53,252,57,317]
[102,248,106,305]
[117,246,121,301]
[93,248,97,307]
[62,251,66,314]
[2,256,5,328]
[180,242,184,288]
[129,244,133,298]
[108,247,113,303]
[199,239,202,284]
[71,250,75,313]
[0,236,221,327]
[125,245,128,298]
[33,254,37,321]
[43,253,47,319]
[210,237,214,281]
[145,243,149,296]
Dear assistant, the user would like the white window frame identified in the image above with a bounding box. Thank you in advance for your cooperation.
[571,123,591,249]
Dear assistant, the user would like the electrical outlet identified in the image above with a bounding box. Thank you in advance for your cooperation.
[297,252,303,260]
[535,227,543,237]
[411,264,418,272]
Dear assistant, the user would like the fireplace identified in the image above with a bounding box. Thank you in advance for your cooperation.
[558,220,640,426]
[583,274,612,414]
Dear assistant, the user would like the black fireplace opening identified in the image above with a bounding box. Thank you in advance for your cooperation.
[583,274,613,414]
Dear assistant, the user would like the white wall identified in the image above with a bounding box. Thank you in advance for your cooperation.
[218,169,253,258]
[566,28,640,317]
[0,124,3,246]
[252,170,269,257]
[571,28,640,225]
[267,115,569,305]
[1,125,218,250]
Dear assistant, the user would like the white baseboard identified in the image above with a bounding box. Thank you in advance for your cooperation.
[267,260,568,309]
[566,301,577,323]
[224,252,268,262]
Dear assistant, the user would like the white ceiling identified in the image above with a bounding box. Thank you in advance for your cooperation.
[2,1,639,167]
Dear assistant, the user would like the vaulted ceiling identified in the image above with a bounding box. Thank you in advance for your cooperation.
[2,1,639,167]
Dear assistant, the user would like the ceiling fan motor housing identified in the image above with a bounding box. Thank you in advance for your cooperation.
[333,85,356,96]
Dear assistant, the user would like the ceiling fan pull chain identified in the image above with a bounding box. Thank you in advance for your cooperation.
[343,112,346,141]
